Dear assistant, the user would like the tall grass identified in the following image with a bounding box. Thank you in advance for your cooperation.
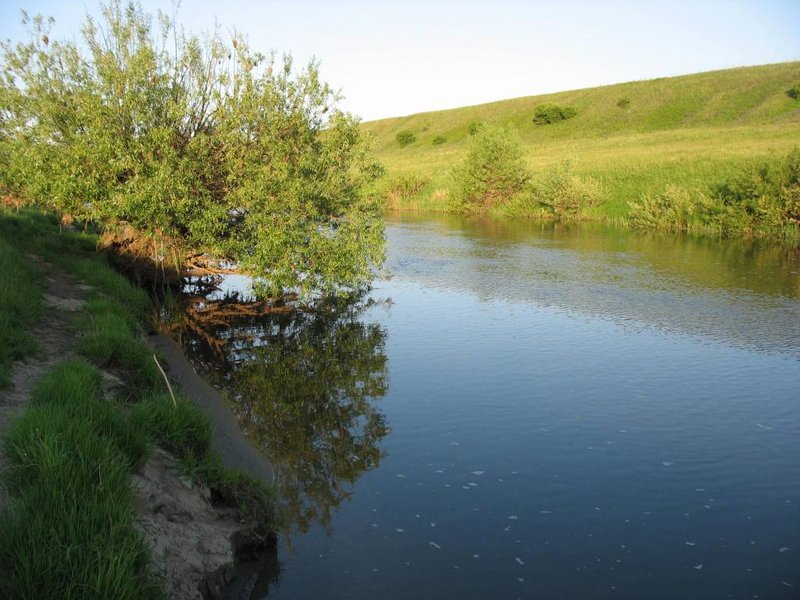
[0,233,42,388]
[0,361,159,599]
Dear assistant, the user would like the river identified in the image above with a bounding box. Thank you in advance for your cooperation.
[174,213,800,599]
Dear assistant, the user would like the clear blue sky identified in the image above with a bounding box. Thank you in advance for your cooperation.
[2,0,799,121]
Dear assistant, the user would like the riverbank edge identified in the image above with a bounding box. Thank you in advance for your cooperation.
[0,208,277,598]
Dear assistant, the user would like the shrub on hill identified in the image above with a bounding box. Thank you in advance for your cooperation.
[534,162,607,217]
[453,127,530,212]
[396,131,416,146]
[533,103,577,125]
[432,135,447,146]
[617,97,631,108]
[468,121,486,135]
[788,84,800,100]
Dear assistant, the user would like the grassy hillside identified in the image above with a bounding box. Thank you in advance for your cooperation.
[363,61,800,219]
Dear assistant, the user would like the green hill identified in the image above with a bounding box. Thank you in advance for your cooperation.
[363,61,800,219]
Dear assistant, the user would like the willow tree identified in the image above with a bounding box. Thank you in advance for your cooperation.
[0,1,385,297]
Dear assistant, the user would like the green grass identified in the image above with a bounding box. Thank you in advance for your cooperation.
[0,361,159,599]
[131,392,213,460]
[364,61,800,222]
[0,206,276,596]
[132,392,275,529]
[0,209,151,320]
[0,234,42,388]
[77,306,161,396]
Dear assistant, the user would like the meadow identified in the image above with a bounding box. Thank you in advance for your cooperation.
[364,61,800,229]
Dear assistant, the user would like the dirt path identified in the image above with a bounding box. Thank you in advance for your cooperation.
[0,256,90,510]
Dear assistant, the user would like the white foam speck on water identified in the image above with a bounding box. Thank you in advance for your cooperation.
[371,523,377,528]
[515,557,524,565]
[450,442,460,446]
[517,578,525,583]
[414,514,420,518]
[594,507,601,511]
[444,484,451,488]
[508,515,518,520]
[662,461,673,467]
[694,564,703,570]
[704,505,712,509]
[430,522,436,527]
[685,541,696,546]
[467,482,478,487]
[755,423,774,430]
[505,526,511,531]
[498,478,505,482]
[540,510,552,514]
[511,471,518,475]
[471,470,485,476]
[395,528,404,533]
[694,488,705,492]
[429,542,441,550]
[435,469,444,474]
[373,568,379,572]
[396,474,407,478]
[782,582,794,587]
[473,554,480,558]
[462,486,471,490]
[779,547,791,553]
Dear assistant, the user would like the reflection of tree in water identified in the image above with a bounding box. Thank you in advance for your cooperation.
[167,290,389,535]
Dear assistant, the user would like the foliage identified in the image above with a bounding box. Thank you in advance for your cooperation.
[788,83,800,100]
[628,185,704,231]
[453,127,530,212]
[628,147,800,238]
[432,135,447,145]
[533,102,577,125]
[617,97,631,108]
[468,121,485,135]
[395,130,416,146]
[534,162,607,217]
[382,171,429,206]
[0,1,384,298]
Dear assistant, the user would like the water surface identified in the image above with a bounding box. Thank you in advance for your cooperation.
[177,214,800,599]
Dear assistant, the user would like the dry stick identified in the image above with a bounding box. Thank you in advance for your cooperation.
[153,354,177,409]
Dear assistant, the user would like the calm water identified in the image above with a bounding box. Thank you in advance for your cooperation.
[176,214,800,600]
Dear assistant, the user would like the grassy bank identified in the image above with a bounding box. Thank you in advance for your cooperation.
[0,231,42,388]
[364,61,800,239]
[0,208,273,598]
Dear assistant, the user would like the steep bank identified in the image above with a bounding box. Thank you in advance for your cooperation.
[0,209,276,599]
